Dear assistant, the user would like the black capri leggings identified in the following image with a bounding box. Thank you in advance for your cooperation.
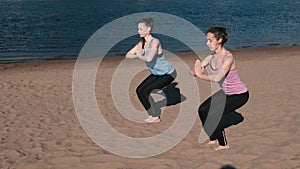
[136,70,176,117]
[198,90,249,146]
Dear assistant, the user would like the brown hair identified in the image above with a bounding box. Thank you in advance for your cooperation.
[206,27,228,46]
[138,17,154,32]
[138,17,154,49]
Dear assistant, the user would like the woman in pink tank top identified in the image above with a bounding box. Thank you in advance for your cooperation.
[192,27,249,150]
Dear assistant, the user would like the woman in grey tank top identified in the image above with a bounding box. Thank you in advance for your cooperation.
[125,17,176,123]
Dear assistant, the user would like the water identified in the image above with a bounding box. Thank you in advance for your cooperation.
[0,0,299,63]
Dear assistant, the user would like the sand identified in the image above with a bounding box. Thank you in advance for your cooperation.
[0,46,300,169]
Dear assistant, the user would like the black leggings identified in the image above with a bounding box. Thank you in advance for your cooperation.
[198,90,249,146]
[136,70,176,117]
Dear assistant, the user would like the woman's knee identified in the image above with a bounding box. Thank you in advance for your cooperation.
[136,85,142,95]
[136,85,151,98]
[198,105,208,121]
[198,104,208,114]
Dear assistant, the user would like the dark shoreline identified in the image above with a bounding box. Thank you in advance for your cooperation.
[0,44,299,64]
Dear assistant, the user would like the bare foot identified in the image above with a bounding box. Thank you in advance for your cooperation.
[189,71,196,77]
[144,116,153,122]
[214,145,230,151]
[147,116,161,123]
[208,140,218,145]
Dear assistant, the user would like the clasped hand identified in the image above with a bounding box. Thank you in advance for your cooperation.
[190,59,204,77]
[136,48,145,57]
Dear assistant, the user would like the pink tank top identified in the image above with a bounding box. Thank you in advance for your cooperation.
[209,51,248,95]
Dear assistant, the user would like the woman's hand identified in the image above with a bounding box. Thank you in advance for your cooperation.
[194,59,204,77]
[125,43,144,59]
[136,48,145,57]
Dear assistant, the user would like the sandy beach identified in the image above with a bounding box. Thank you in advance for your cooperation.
[1,46,300,169]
